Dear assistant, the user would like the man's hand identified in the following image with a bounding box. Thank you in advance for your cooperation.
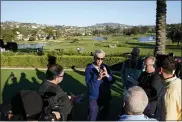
[97,70,104,80]
[52,111,61,120]
[102,67,109,78]
[68,95,76,103]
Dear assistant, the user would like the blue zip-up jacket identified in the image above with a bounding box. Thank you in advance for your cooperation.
[85,63,115,100]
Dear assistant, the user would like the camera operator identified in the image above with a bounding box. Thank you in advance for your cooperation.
[0,90,44,121]
[38,64,72,121]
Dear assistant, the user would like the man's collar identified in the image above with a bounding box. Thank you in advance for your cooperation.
[165,75,177,83]
[121,114,145,118]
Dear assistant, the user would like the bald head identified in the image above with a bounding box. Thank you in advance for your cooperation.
[124,86,148,115]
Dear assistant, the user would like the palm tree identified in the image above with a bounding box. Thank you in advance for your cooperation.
[154,0,167,56]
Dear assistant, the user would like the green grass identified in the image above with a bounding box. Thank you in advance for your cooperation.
[0,69,123,120]
[17,35,181,56]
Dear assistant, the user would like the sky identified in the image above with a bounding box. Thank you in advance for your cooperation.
[1,1,181,27]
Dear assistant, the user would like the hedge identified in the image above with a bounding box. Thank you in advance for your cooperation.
[1,55,126,68]
[1,50,146,57]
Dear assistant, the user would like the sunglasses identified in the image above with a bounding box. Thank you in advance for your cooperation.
[96,58,104,60]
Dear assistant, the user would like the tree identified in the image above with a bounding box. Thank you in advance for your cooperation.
[1,28,15,42]
[92,29,101,36]
[114,26,121,35]
[166,24,181,46]
[56,30,61,39]
[30,29,38,36]
[43,27,54,36]
[12,28,20,35]
[140,26,150,34]
[130,26,140,35]
[29,36,36,41]
[154,0,167,55]
[105,25,113,35]
[123,29,132,36]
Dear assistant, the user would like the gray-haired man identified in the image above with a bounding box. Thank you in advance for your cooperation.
[85,49,115,121]
[119,86,157,121]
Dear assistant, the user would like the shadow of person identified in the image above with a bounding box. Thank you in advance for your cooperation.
[110,62,123,72]
[110,72,124,95]
[60,72,87,94]
[2,72,41,105]
[19,72,41,91]
[71,66,85,76]
[35,68,46,82]
[107,95,124,121]
[2,72,19,104]
[31,77,42,90]
[60,72,88,120]
[19,72,33,90]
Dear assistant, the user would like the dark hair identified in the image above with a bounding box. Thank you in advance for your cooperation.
[46,64,64,81]
[162,56,176,74]
[156,55,175,74]
[48,55,56,65]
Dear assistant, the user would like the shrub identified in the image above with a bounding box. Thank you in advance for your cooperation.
[29,36,36,41]
[1,55,126,69]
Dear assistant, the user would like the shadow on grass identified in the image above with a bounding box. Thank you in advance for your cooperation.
[107,95,123,121]
[110,62,123,72]
[18,48,36,53]
[2,72,41,104]
[127,42,155,49]
[60,72,88,120]
[71,66,85,76]
[166,45,182,50]
[35,68,46,82]
[128,42,181,51]
[2,70,124,121]
[71,68,124,120]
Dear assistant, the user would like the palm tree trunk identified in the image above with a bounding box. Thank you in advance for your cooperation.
[154,0,167,56]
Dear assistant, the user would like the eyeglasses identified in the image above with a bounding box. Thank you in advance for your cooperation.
[96,58,104,60]
[145,64,154,67]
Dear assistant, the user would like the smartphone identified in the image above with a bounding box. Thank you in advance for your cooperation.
[74,94,84,104]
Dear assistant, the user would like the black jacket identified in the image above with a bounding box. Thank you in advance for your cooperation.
[175,62,182,79]
[138,71,164,102]
[38,81,72,121]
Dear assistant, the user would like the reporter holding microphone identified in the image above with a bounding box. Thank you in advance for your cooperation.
[85,49,115,121]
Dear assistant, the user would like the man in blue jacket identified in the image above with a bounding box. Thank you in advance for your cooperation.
[85,49,115,121]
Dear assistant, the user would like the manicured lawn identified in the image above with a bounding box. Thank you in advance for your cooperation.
[17,35,181,56]
[0,69,123,120]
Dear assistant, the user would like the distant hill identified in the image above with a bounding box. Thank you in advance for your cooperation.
[89,22,131,28]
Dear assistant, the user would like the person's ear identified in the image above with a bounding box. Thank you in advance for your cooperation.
[55,76,59,82]
[123,102,125,108]
[159,67,163,74]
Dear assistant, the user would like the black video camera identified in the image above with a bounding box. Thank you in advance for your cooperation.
[41,93,84,121]
[41,104,63,121]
